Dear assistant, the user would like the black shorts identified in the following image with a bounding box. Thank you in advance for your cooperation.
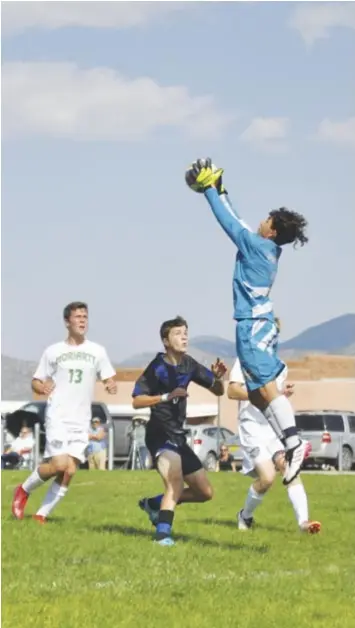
[146,433,203,477]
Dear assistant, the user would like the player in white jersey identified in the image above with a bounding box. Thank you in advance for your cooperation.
[228,355,321,534]
[12,302,117,523]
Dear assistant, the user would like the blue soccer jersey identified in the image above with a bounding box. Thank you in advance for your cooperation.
[204,188,281,322]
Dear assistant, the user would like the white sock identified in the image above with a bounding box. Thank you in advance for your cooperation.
[242,485,264,519]
[263,396,299,450]
[36,482,68,518]
[287,482,309,527]
[22,469,45,494]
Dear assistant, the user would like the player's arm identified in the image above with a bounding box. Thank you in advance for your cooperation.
[132,363,165,409]
[32,350,55,396]
[227,360,249,401]
[132,364,188,409]
[204,187,257,255]
[190,358,225,397]
[97,348,118,394]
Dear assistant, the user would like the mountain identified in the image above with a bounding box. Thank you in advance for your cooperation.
[279,314,355,355]
[1,314,354,399]
[118,313,355,367]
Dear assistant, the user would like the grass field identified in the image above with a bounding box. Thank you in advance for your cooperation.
[2,471,355,628]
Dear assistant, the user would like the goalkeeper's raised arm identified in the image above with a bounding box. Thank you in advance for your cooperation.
[187,158,256,255]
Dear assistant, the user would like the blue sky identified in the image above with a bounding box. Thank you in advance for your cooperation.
[1,1,355,362]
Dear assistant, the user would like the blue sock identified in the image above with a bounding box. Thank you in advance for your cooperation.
[156,510,174,541]
[148,494,163,510]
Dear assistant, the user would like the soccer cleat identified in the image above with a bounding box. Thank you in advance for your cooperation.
[32,514,47,525]
[138,498,159,527]
[12,485,29,520]
[300,520,321,535]
[237,509,254,530]
[155,536,175,546]
[283,440,307,486]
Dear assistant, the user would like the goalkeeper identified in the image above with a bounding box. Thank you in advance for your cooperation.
[187,158,308,485]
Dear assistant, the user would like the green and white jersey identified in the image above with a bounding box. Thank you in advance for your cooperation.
[33,340,115,431]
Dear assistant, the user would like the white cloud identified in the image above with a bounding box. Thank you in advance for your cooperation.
[289,3,355,46]
[1,62,232,142]
[1,1,187,35]
[240,117,289,151]
[316,117,355,147]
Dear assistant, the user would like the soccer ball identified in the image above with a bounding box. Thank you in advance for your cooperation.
[185,159,217,193]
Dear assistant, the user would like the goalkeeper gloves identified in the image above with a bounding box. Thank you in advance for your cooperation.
[191,158,227,195]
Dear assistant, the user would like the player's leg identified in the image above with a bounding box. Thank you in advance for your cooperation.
[11,432,71,519]
[33,456,76,522]
[154,449,184,545]
[140,445,212,525]
[237,418,279,529]
[238,458,276,529]
[237,320,304,485]
[33,435,86,522]
[180,469,213,502]
[274,453,321,534]
[179,444,213,503]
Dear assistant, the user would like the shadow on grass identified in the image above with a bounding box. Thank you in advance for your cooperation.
[190,517,286,534]
[89,523,269,554]
[20,514,67,524]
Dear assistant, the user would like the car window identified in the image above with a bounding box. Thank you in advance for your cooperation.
[222,428,234,440]
[324,414,344,432]
[347,416,355,433]
[295,414,324,431]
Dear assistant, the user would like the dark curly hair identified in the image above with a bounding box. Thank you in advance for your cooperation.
[269,208,308,247]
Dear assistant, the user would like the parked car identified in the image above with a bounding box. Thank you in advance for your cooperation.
[185,424,242,471]
[295,411,355,471]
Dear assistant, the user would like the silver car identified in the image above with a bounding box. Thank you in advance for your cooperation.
[295,411,355,471]
[185,424,242,471]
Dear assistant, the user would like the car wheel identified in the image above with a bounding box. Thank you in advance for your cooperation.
[337,446,353,472]
[204,452,217,472]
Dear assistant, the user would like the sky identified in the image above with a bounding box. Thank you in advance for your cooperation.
[1,1,355,362]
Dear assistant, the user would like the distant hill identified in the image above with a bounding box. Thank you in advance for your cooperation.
[279,314,355,354]
[118,313,355,367]
[1,314,354,398]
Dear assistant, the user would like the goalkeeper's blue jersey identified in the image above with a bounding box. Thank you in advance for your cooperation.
[204,188,281,322]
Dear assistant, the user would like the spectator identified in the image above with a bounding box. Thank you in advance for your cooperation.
[216,443,237,472]
[87,417,107,470]
[2,426,34,470]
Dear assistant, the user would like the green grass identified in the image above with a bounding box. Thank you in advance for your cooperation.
[2,471,355,628]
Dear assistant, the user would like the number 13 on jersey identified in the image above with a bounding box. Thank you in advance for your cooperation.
[68,369,83,384]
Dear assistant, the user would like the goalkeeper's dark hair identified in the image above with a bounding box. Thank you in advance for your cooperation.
[269,208,308,247]
[160,316,188,341]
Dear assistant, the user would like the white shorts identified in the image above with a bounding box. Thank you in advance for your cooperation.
[239,418,284,477]
[44,425,88,463]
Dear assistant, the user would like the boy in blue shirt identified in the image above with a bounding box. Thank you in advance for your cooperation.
[187,159,308,485]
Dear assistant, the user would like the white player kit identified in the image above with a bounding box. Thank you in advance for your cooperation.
[229,359,287,475]
[34,340,116,462]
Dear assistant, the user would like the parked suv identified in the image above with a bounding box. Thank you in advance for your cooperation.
[185,424,242,471]
[295,411,355,471]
